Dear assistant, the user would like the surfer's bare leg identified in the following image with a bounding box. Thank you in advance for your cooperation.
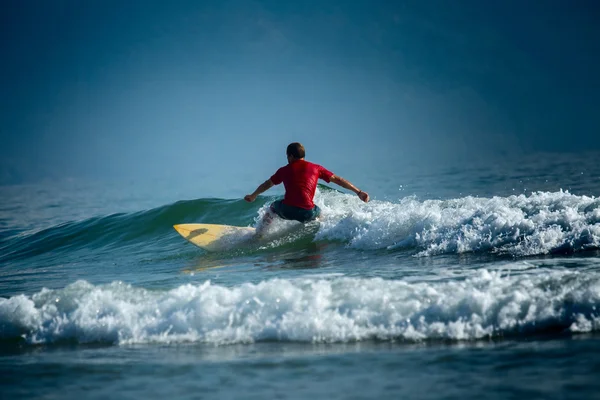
[255,209,275,237]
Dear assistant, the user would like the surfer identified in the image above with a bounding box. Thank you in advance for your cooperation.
[244,142,369,232]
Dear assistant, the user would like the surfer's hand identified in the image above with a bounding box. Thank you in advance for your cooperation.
[244,194,256,202]
[358,191,369,203]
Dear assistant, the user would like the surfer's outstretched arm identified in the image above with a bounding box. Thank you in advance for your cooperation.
[330,175,369,202]
[244,179,275,202]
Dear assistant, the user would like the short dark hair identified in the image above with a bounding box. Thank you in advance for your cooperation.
[286,142,305,159]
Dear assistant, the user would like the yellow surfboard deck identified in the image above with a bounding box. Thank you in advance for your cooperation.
[173,223,256,252]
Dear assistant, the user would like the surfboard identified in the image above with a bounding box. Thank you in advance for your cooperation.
[173,223,256,252]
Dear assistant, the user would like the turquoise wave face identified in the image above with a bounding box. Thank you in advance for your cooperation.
[0,197,260,263]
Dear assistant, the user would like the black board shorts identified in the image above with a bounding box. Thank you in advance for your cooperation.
[270,200,321,223]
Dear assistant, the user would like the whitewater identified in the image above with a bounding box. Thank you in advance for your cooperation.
[3,269,600,346]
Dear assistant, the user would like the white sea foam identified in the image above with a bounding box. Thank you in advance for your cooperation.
[1,270,599,345]
[313,190,600,256]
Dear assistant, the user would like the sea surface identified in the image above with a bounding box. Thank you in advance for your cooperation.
[1,151,600,399]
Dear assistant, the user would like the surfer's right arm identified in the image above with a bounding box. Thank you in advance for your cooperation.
[244,179,275,202]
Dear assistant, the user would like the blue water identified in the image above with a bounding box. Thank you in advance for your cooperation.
[1,151,600,399]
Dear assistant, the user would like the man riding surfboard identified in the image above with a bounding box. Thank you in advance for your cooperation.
[244,142,369,233]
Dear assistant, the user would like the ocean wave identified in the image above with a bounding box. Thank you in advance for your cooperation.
[0,197,257,262]
[2,189,599,262]
[1,271,599,345]
[317,190,600,256]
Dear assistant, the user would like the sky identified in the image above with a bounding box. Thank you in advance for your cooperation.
[1,0,599,187]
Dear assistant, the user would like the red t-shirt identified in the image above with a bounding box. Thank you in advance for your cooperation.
[270,160,334,209]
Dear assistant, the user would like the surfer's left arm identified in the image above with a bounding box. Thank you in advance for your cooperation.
[330,175,369,202]
[244,179,275,202]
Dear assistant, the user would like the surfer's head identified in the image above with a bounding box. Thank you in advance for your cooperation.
[286,142,305,162]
